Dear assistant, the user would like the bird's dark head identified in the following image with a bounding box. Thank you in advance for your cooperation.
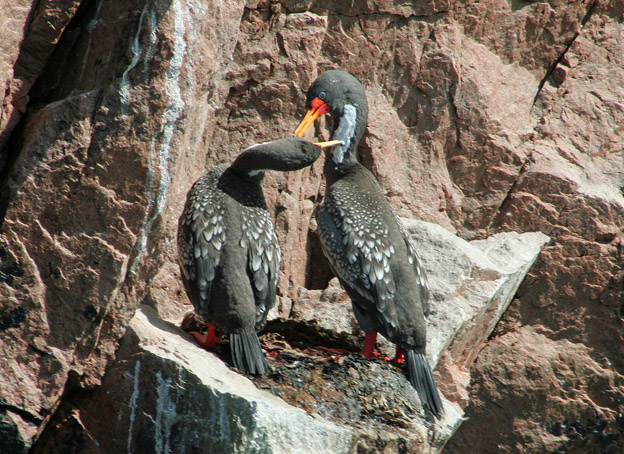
[231,138,328,178]
[294,70,369,166]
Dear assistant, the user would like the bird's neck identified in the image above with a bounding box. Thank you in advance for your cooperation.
[232,142,305,182]
[230,139,318,180]
[323,151,365,186]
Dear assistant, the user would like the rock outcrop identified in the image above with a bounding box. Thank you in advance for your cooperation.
[1,1,622,453]
[33,307,356,454]
[31,224,548,453]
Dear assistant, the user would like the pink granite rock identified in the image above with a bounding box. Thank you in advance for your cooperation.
[0,1,622,452]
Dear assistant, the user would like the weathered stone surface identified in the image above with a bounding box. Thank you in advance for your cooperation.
[447,6,624,452]
[0,0,81,157]
[448,327,624,454]
[405,221,549,367]
[32,305,458,454]
[450,0,592,75]
[33,307,354,454]
[1,0,245,450]
[290,220,547,433]
[1,0,622,452]
[32,222,545,453]
[292,221,549,365]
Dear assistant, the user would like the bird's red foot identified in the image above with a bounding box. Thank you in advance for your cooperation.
[370,351,391,361]
[392,346,405,364]
[361,333,402,362]
[360,332,378,359]
[190,322,219,349]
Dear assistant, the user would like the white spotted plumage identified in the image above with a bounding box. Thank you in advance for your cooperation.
[397,215,430,316]
[178,165,227,303]
[306,69,442,416]
[241,204,281,310]
[177,164,279,329]
[318,176,419,332]
[177,137,322,376]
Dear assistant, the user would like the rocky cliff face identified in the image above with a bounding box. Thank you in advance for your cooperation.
[1,1,622,453]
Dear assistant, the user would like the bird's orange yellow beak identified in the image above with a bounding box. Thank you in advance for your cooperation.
[294,97,330,137]
[313,140,344,149]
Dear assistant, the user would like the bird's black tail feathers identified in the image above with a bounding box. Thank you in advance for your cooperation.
[406,349,443,418]
[230,330,268,375]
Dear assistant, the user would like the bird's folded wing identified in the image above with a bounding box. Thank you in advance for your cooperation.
[397,218,430,317]
[178,173,226,313]
[240,206,281,331]
[318,193,400,330]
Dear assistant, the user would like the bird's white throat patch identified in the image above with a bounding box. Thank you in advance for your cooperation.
[332,104,357,164]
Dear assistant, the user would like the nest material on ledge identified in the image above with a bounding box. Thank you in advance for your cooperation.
[182,313,436,434]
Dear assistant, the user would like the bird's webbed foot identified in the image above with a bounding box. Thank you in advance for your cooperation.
[190,321,219,349]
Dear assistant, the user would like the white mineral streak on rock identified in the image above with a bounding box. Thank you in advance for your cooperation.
[79,0,103,84]
[126,359,141,454]
[119,4,148,115]
[130,0,189,274]
[154,371,177,454]
[128,308,354,454]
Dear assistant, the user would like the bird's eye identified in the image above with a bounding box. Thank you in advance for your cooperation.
[319,91,327,101]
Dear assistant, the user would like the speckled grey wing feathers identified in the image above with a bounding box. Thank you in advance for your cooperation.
[177,138,324,376]
[240,201,281,329]
[178,165,280,332]
[317,173,430,339]
[317,167,443,417]
[318,190,399,334]
[397,217,430,317]
[177,165,227,312]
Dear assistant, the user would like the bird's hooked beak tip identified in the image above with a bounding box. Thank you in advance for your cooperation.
[313,140,344,149]
[294,98,330,137]
[294,109,317,137]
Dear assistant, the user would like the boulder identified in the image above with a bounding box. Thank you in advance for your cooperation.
[1,0,622,452]
[33,307,354,454]
[31,222,545,453]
